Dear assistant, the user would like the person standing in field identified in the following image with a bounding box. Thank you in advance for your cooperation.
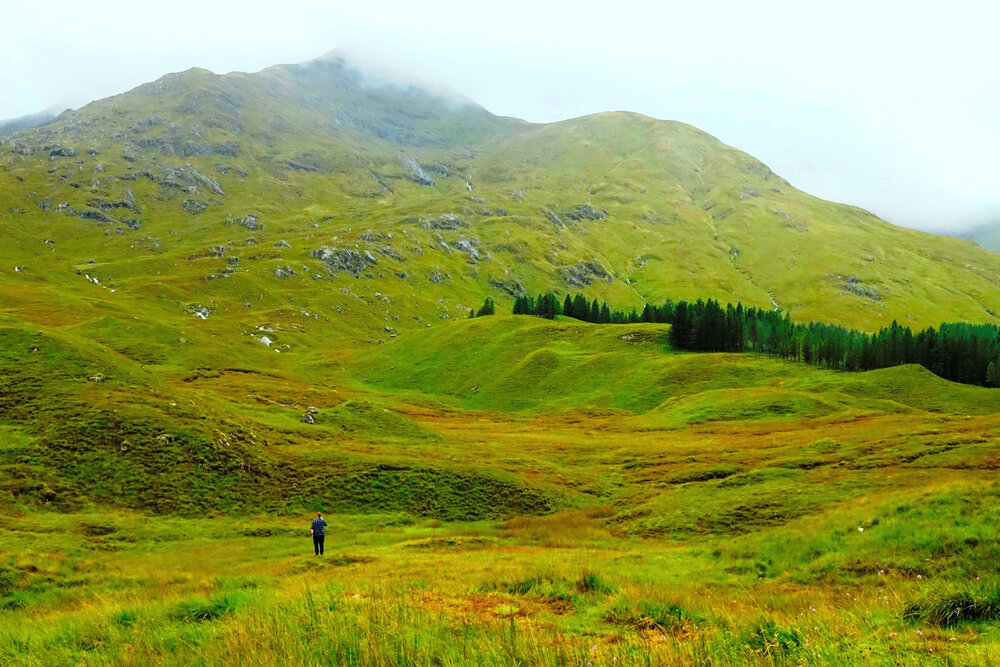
[310,512,327,556]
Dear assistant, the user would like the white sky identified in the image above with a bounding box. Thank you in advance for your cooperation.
[3,0,998,232]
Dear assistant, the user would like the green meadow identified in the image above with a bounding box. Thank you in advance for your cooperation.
[4,316,1000,664]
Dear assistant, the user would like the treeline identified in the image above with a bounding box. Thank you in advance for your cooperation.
[511,293,650,323]
[507,292,1000,387]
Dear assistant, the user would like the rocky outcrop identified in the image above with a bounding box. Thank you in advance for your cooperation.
[560,261,612,288]
[226,214,262,231]
[489,277,527,297]
[301,406,319,424]
[420,214,468,230]
[842,276,880,301]
[309,247,378,276]
[88,188,139,213]
[181,199,208,215]
[404,157,434,186]
[451,237,487,263]
[564,204,607,221]
[143,165,224,196]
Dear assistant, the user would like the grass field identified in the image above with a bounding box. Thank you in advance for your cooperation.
[4,316,1000,664]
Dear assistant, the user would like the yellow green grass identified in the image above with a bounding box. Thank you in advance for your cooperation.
[4,316,1000,663]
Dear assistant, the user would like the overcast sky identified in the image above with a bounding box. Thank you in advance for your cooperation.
[3,0,997,232]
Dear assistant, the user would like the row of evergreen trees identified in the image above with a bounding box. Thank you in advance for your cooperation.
[511,293,647,323]
[667,298,1000,386]
[505,292,1000,387]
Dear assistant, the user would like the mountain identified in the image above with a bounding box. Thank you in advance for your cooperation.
[962,221,1000,253]
[1,52,999,351]
[0,108,61,135]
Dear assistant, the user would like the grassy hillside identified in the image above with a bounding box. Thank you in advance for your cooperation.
[1,54,999,353]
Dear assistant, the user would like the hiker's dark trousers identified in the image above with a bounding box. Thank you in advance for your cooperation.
[313,535,325,555]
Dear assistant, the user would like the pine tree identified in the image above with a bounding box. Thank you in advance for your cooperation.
[474,297,495,317]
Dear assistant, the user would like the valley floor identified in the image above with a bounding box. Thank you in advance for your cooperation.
[5,318,1000,664]
[3,498,1000,666]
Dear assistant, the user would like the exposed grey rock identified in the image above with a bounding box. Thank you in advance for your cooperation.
[36,198,51,211]
[378,246,406,263]
[120,219,141,230]
[181,199,208,215]
[226,214,262,231]
[428,270,450,284]
[309,247,378,276]
[420,214,468,230]
[489,277,526,297]
[168,140,241,158]
[404,157,434,186]
[74,209,112,222]
[274,265,297,278]
[88,188,139,213]
[842,276,880,301]
[275,240,292,249]
[450,237,488,263]
[560,261,612,288]
[49,147,77,157]
[145,166,224,196]
[564,204,607,221]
